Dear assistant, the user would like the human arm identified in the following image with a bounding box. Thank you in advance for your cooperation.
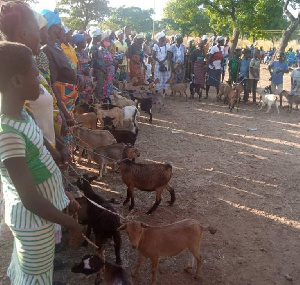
[4,157,82,245]
[268,62,273,76]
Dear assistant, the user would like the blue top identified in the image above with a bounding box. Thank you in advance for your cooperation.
[239,58,251,78]
[269,61,289,85]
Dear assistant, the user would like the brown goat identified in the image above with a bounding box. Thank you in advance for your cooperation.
[119,148,175,214]
[166,78,189,101]
[228,84,240,112]
[217,82,231,102]
[118,219,216,285]
[74,112,97,130]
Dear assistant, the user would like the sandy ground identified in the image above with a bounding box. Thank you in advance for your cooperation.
[1,65,300,285]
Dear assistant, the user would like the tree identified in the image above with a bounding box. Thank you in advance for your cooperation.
[1,0,38,3]
[163,0,211,37]
[103,6,154,33]
[277,0,300,53]
[56,0,110,30]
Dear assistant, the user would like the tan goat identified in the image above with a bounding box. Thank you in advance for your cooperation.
[96,106,123,128]
[74,112,97,130]
[113,92,135,108]
[118,219,216,285]
[166,78,189,100]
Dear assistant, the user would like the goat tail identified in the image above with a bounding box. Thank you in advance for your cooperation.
[202,226,217,235]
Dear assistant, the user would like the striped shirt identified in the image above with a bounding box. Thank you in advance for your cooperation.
[0,110,69,230]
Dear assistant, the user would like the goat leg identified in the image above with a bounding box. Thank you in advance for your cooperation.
[147,109,153,123]
[146,188,163,215]
[132,254,146,277]
[123,188,131,205]
[113,231,122,265]
[82,224,92,247]
[150,257,159,285]
[166,184,176,205]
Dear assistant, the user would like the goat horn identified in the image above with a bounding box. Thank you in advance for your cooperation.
[117,224,127,231]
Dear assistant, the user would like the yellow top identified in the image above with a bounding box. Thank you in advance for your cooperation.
[61,43,78,69]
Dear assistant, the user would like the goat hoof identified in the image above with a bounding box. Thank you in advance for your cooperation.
[194,275,202,280]
[184,267,192,274]
[123,199,129,205]
[167,201,174,206]
[116,259,122,265]
[129,205,134,211]
[146,210,153,215]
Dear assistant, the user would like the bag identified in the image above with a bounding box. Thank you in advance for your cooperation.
[159,65,167,72]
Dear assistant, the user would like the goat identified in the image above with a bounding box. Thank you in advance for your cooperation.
[74,101,95,115]
[96,106,124,128]
[129,93,152,123]
[113,92,135,108]
[166,78,189,101]
[119,147,175,214]
[227,84,240,112]
[104,125,139,146]
[218,81,232,103]
[258,87,279,114]
[118,219,216,285]
[89,143,140,178]
[76,174,122,265]
[72,254,133,285]
[74,112,97,130]
[281,90,300,112]
[73,126,116,163]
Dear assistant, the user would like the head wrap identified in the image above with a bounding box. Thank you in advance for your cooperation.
[145,32,151,38]
[100,32,108,42]
[106,30,113,37]
[135,33,144,40]
[34,12,48,30]
[197,41,205,47]
[90,27,102,38]
[202,35,208,40]
[72,33,85,45]
[217,36,224,42]
[175,34,183,40]
[41,9,61,28]
[116,30,123,37]
[156,31,165,40]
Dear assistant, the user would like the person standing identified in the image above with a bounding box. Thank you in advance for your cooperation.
[169,34,186,83]
[190,41,207,99]
[115,30,128,81]
[268,52,289,106]
[152,32,170,95]
[228,48,241,83]
[222,37,231,82]
[290,66,300,96]
[239,49,252,102]
[205,36,224,99]
[248,49,261,102]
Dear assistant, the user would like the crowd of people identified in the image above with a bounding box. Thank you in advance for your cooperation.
[0,1,300,285]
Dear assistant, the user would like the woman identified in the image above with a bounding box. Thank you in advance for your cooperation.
[61,26,78,70]
[129,34,147,85]
[73,33,94,102]
[89,28,106,100]
[152,32,169,94]
[41,9,78,118]
[115,30,128,81]
[99,32,116,98]
[190,41,207,99]
[169,34,186,83]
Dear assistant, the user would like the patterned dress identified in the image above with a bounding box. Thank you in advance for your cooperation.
[0,110,69,284]
[100,46,115,98]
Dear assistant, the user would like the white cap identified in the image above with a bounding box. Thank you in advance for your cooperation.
[156,31,165,40]
[202,35,208,40]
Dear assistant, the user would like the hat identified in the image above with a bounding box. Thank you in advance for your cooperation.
[90,27,102,38]
[202,35,208,40]
[115,30,123,37]
[145,32,151,38]
[34,12,48,30]
[156,31,165,40]
[217,36,224,42]
[41,9,61,28]
[72,33,85,45]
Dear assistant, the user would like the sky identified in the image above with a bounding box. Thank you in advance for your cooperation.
[31,0,168,20]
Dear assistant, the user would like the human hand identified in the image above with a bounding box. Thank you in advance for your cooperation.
[68,220,83,246]
[66,118,75,127]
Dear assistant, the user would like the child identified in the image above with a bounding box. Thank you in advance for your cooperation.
[228,48,241,83]
[249,49,261,102]
[239,49,251,102]
[0,42,82,284]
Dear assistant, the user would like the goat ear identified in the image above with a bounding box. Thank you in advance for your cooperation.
[117,224,127,231]
[141,222,149,228]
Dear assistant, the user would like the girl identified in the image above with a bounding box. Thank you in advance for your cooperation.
[0,41,82,284]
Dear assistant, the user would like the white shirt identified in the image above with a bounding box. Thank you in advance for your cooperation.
[291,69,300,95]
[209,45,224,70]
[29,82,56,146]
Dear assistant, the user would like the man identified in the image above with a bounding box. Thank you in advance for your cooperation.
[205,36,224,99]
[249,48,261,102]
[124,26,131,48]
[268,52,289,106]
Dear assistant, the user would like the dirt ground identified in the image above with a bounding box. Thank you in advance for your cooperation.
[1,65,300,285]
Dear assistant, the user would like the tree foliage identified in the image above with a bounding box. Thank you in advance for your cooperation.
[103,6,154,33]
[164,0,211,36]
[56,0,110,30]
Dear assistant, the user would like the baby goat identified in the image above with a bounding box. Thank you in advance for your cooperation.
[119,146,175,214]
[118,219,216,285]
[72,254,132,285]
[76,174,122,265]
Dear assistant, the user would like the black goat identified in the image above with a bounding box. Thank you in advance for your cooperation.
[129,92,152,123]
[72,254,132,285]
[76,174,122,265]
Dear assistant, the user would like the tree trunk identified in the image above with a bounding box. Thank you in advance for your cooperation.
[277,19,299,53]
[230,27,240,57]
